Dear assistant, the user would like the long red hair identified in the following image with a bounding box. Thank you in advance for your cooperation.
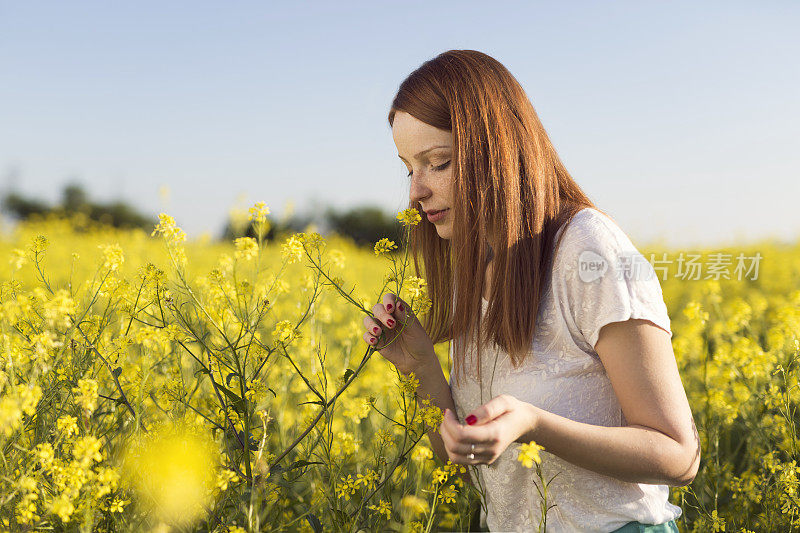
[388,50,599,386]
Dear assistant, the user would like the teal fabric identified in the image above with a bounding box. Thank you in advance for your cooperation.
[609,519,679,533]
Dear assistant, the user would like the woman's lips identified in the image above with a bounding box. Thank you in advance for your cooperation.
[427,208,450,223]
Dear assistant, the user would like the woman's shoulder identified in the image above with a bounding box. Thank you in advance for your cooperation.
[554,207,640,265]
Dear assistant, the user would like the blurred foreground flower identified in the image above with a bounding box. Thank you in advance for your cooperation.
[121,423,217,527]
[397,208,422,227]
[517,440,545,468]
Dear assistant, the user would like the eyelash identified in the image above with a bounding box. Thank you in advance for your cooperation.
[406,160,451,177]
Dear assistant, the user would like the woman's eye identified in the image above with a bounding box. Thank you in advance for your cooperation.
[405,160,450,177]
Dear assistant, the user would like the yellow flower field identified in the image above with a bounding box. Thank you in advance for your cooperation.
[1,208,799,532]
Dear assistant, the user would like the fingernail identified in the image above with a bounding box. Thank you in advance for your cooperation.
[387,318,395,327]
[398,303,404,312]
[373,327,380,334]
[386,303,393,311]
[370,337,376,344]
[466,415,477,425]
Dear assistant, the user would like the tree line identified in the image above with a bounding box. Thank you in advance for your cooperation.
[1,183,405,247]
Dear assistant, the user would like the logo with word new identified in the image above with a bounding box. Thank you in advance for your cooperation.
[578,250,608,282]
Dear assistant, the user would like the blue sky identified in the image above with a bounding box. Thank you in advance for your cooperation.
[1,1,798,248]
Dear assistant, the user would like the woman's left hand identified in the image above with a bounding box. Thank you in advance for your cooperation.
[440,394,540,465]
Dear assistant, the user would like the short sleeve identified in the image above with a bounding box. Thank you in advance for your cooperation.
[551,208,673,355]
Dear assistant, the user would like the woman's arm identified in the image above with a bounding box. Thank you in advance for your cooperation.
[441,319,700,487]
[527,319,700,486]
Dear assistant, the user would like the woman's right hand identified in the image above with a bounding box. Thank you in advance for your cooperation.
[362,293,437,375]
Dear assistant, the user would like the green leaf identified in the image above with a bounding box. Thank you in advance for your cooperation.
[305,514,322,533]
[217,383,246,413]
[343,368,355,383]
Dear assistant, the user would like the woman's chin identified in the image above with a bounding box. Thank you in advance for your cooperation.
[435,225,453,240]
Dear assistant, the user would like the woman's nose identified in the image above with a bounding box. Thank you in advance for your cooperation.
[409,174,431,204]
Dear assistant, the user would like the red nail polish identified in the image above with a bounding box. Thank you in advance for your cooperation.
[370,337,376,344]
[373,327,380,334]
[387,318,395,327]
[466,415,477,425]
[398,303,404,312]
[386,303,393,311]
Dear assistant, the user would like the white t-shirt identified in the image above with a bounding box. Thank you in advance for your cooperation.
[449,207,682,532]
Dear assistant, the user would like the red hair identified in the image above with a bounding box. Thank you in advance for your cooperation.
[388,50,599,385]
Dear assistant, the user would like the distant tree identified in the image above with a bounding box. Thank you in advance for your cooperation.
[62,183,89,212]
[2,193,50,219]
[220,215,312,243]
[221,204,406,250]
[1,182,156,231]
[324,205,404,247]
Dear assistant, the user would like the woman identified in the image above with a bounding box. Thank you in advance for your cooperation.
[362,50,699,532]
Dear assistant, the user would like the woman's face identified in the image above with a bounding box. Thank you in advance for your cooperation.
[392,111,455,240]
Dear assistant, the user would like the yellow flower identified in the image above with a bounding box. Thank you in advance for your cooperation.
[335,474,357,501]
[517,441,544,468]
[368,499,392,519]
[100,243,125,271]
[234,237,259,261]
[248,201,271,223]
[397,208,422,227]
[121,423,217,527]
[355,469,379,490]
[36,443,55,469]
[411,445,434,462]
[281,234,305,264]
[73,378,99,413]
[420,399,443,430]
[272,320,300,345]
[374,238,398,256]
[72,435,103,466]
[437,484,457,504]
[400,494,427,516]
[151,213,187,243]
[329,249,346,268]
[31,235,49,254]
[399,372,420,395]
[431,466,449,485]
[709,509,725,532]
[0,396,23,438]
[404,276,428,300]
[216,468,240,491]
[109,498,129,513]
[50,494,75,522]
[57,416,79,438]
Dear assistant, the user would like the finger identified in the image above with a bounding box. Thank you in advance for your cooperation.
[383,293,412,324]
[382,293,398,314]
[439,418,485,463]
[371,303,397,331]
[362,331,379,347]
[394,297,413,324]
[440,409,474,446]
[439,409,465,454]
[464,394,514,426]
[442,409,497,447]
[362,316,383,338]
